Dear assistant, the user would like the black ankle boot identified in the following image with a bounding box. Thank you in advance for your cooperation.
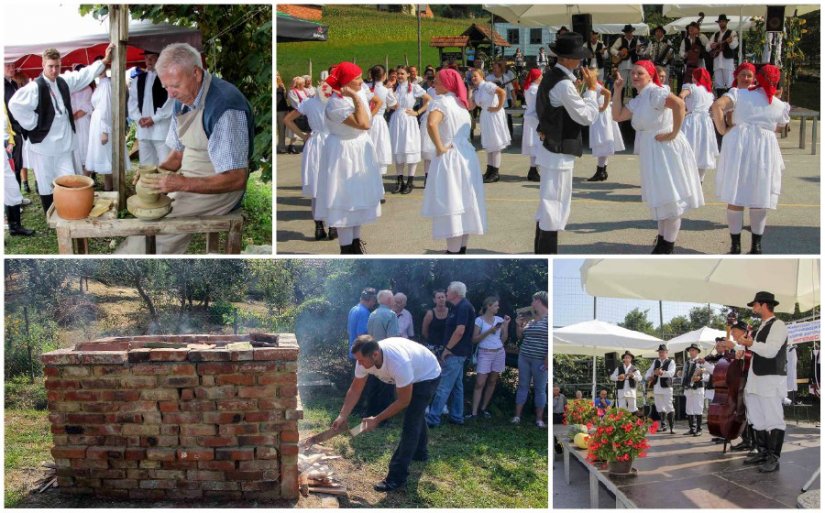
[6,205,35,236]
[483,165,500,183]
[40,194,53,215]
[694,415,702,436]
[651,235,665,254]
[340,243,352,254]
[660,239,675,254]
[328,227,338,240]
[749,234,762,254]
[287,144,297,154]
[314,221,327,240]
[391,175,404,194]
[401,176,414,194]
[536,230,558,254]
[758,429,784,473]
[459,246,466,254]
[587,166,607,182]
[667,412,675,434]
[728,233,741,254]
[527,166,540,182]
[684,415,695,435]
[352,238,366,254]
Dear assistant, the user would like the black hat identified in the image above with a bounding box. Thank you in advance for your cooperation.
[714,337,727,343]
[557,26,570,34]
[716,14,730,23]
[142,49,160,56]
[550,33,586,60]
[657,344,668,352]
[622,24,636,33]
[730,320,749,332]
[687,21,701,30]
[686,343,701,353]
[653,25,666,35]
[747,291,779,307]
[622,350,635,360]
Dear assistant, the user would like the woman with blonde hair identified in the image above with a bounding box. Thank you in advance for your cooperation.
[468,296,510,419]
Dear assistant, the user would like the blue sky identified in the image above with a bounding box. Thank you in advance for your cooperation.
[553,259,723,329]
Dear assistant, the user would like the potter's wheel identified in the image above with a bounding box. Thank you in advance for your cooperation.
[127,194,172,220]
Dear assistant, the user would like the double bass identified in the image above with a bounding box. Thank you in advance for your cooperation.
[707,311,752,453]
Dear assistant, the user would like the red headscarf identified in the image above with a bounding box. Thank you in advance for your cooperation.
[523,68,543,90]
[437,68,469,109]
[732,62,756,86]
[325,62,362,92]
[692,68,712,93]
[755,64,781,104]
[635,60,661,87]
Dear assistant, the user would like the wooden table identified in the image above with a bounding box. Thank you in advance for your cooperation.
[787,106,819,155]
[47,192,244,254]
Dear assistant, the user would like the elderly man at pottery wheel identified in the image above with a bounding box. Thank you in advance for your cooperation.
[116,42,254,254]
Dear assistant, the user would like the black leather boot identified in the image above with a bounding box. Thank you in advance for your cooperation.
[694,415,702,436]
[483,165,500,183]
[749,234,762,254]
[339,243,352,254]
[667,412,675,434]
[328,227,338,240]
[651,235,665,254]
[314,221,327,241]
[758,429,784,473]
[6,205,35,236]
[744,430,769,464]
[39,194,53,215]
[527,166,540,182]
[587,166,607,182]
[391,175,404,194]
[401,176,414,194]
[660,239,675,254]
[352,238,367,254]
[287,144,298,154]
[536,230,558,254]
[459,246,466,254]
[684,415,695,435]
[728,233,741,254]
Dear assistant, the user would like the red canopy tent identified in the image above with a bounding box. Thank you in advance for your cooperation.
[12,44,148,78]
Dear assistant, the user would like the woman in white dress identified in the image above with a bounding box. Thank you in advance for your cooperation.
[421,68,487,254]
[520,68,542,182]
[612,60,705,254]
[679,68,718,183]
[711,64,789,255]
[470,69,511,183]
[419,82,437,188]
[587,81,625,182]
[316,62,383,254]
[70,64,93,174]
[86,63,128,191]
[365,65,394,177]
[286,76,306,154]
[388,66,430,194]
[284,92,334,242]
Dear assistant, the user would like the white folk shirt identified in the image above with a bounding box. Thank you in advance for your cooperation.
[9,60,105,157]
[540,64,599,170]
[127,70,174,142]
[745,316,789,398]
[645,358,676,394]
[354,337,441,387]
[707,30,739,71]
[610,364,643,396]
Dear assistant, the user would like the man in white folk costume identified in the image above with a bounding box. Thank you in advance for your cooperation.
[645,344,677,433]
[8,44,114,216]
[707,14,739,97]
[680,343,708,436]
[128,49,174,166]
[610,350,643,412]
[117,43,254,254]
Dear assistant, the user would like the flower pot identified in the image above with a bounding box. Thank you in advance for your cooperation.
[52,175,95,220]
[607,458,636,476]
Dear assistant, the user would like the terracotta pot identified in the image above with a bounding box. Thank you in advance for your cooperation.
[52,175,95,220]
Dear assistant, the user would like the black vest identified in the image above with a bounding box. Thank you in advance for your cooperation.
[751,318,788,376]
[616,365,637,388]
[535,66,584,157]
[682,359,704,389]
[4,78,22,132]
[24,76,75,144]
[586,41,605,69]
[619,37,640,63]
[652,358,672,388]
[136,71,168,115]
[714,30,735,59]
[683,36,706,59]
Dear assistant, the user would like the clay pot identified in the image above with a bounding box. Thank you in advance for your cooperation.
[52,175,95,220]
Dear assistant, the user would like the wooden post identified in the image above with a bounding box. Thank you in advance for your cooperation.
[109,4,129,211]
[385,55,389,73]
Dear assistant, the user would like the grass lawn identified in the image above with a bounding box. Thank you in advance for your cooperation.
[277,5,475,82]
[4,167,272,255]
[4,409,52,507]
[299,383,548,508]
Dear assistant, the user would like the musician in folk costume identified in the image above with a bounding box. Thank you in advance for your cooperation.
[678,22,709,90]
[647,26,674,69]
[679,343,709,436]
[645,344,677,433]
[706,15,739,97]
[702,337,735,443]
[583,31,608,82]
[610,25,642,101]
[609,350,643,413]
[731,291,788,473]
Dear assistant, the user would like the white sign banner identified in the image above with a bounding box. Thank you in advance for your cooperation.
[786,319,820,344]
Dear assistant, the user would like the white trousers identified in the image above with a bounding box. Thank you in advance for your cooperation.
[713,63,735,89]
[138,139,172,167]
[617,395,638,413]
[29,151,77,195]
[654,388,674,413]
[4,160,23,206]
[684,388,705,415]
[744,392,786,431]
[535,167,572,231]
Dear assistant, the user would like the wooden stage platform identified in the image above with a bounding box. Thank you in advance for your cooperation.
[554,422,820,508]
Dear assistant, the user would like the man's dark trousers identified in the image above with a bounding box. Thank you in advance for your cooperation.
[386,376,441,484]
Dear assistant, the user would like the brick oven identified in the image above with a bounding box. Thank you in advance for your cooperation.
[42,333,302,501]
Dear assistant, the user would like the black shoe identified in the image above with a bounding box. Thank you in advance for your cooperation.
[374,479,405,492]
[328,227,338,240]
[401,176,414,194]
[314,221,327,241]
[482,165,500,183]
[744,431,769,464]
[694,416,702,437]
[6,205,35,236]
[459,246,466,254]
[667,412,675,434]
[651,235,665,254]
[340,243,352,254]
[527,166,540,182]
[446,418,464,426]
[684,415,695,436]
[587,166,607,182]
[287,145,298,154]
[352,238,367,254]
[728,233,741,254]
[390,175,404,194]
[758,429,784,473]
[660,239,675,254]
[23,182,32,193]
[748,233,762,254]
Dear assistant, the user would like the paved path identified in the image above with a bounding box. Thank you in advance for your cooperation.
[276,119,819,255]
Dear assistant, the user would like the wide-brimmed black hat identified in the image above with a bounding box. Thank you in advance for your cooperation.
[716,14,730,23]
[622,350,635,360]
[657,344,668,352]
[653,25,666,35]
[747,291,780,307]
[686,343,701,353]
[622,24,636,33]
[550,33,586,60]
[714,336,727,343]
[730,320,750,332]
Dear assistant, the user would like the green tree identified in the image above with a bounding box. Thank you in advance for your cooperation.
[619,308,656,336]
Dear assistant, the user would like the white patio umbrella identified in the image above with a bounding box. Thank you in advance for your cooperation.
[664,15,754,35]
[662,5,819,17]
[581,259,820,314]
[666,326,727,354]
[548,23,650,36]
[554,319,664,398]
[483,4,644,28]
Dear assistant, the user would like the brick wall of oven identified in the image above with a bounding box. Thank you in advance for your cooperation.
[42,333,302,501]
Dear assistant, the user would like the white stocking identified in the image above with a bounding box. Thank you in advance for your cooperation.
[487,151,502,168]
[698,168,708,183]
[750,208,768,235]
[337,227,354,246]
[726,208,744,234]
[446,236,463,253]
[423,160,431,176]
[530,156,537,167]
[660,217,682,243]
[353,225,362,239]
[407,163,417,177]
[461,234,469,248]
[597,157,608,166]
[395,163,405,177]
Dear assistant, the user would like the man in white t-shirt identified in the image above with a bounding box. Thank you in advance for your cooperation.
[332,335,441,492]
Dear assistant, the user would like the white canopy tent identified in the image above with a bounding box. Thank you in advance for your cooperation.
[581,259,820,314]
[483,4,644,27]
[667,326,727,354]
[554,319,664,398]
[664,16,755,35]
[545,23,649,36]
[662,5,819,17]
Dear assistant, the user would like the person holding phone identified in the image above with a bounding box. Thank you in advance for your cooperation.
[512,291,549,428]
[468,296,511,419]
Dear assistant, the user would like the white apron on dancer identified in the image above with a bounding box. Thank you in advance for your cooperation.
[521,83,541,157]
[297,96,328,198]
[388,82,425,164]
[589,84,625,157]
[474,81,510,152]
[366,82,394,174]
[420,86,437,162]
[680,83,718,169]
